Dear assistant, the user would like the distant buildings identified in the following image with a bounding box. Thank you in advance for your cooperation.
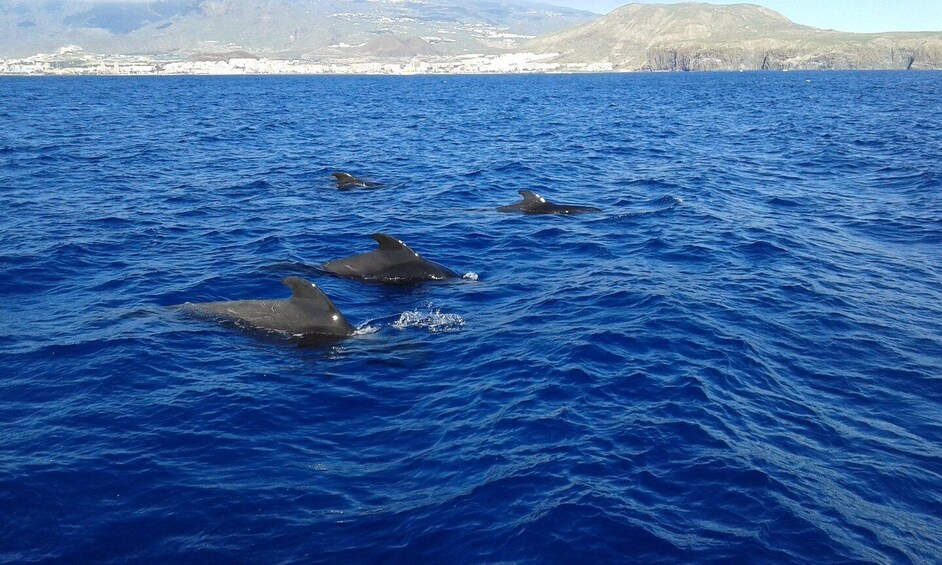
[0,47,613,76]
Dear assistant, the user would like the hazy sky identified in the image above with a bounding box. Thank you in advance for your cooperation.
[556,0,942,33]
[61,0,942,33]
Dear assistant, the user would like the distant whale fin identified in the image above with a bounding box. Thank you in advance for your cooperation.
[519,190,546,204]
[371,233,415,253]
[282,276,342,312]
[332,172,356,182]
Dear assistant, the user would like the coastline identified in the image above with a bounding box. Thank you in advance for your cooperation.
[0,49,614,77]
[3,47,937,77]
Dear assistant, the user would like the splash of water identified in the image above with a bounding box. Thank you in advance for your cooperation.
[353,324,381,336]
[392,304,466,333]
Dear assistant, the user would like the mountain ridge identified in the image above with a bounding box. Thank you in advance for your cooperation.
[3,1,942,71]
[527,3,942,70]
[0,0,597,58]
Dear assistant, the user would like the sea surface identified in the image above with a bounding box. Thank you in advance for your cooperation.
[1,72,940,564]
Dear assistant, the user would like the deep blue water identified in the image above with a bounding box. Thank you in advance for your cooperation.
[1,72,941,564]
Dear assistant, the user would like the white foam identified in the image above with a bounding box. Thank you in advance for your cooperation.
[462,272,479,281]
[392,305,465,333]
[354,324,381,336]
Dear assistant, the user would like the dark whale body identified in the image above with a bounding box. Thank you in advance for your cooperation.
[181,276,355,341]
[498,190,601,215]
[332,171,381,189]
[322,233,459,285]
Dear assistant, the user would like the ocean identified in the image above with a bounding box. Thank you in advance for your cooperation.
[1,72,940,564]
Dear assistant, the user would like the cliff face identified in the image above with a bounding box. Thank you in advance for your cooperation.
[527,2,942,71]
[640,37,942,71]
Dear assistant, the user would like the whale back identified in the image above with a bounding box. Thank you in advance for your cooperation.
[331,171,359,187]
[322,233,458,284]
[182,277,355,338]
[497,189,547,213]
[519,190,546,205]
[283,276,344,317]
[281,276,356,334]
[372,233,414,253]
[498,189,601,215]
[331,171,380,189]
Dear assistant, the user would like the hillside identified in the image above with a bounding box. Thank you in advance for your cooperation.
[5,1,942,71]
[0,0,597,58]
[527,2,942,70]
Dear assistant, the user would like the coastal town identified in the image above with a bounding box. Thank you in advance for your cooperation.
[0,46,614,76]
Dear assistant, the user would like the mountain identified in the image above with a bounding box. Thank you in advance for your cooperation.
[527,2,942,70]
[0,0,598,58]
[5,1,942,71]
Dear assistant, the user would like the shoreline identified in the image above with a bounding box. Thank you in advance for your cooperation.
[1,68,937,77]
[3,48,936,77]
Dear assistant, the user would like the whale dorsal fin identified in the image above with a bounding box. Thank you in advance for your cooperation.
[372,233,415,253]
[282,277,340,311]
[332,172,356,182]
[519,190,546,204]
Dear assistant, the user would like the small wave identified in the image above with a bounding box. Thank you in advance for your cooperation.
[861,168,938,192]
[642,237,670,251]
[227,179,276,192]
[493,160,535,174]
[644,195,683,214]
[462,272,479,281]
[767,196,802,208]
[89,215,136,227]
[392,305,465,333]
[354,324,381,336]
[534,227,567,238]
[608,195,682,220]
[613,194,683,209]
[616,178,684,191]
[737,240,788,256]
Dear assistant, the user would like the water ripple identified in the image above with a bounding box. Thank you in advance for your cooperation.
[1,72,941,564]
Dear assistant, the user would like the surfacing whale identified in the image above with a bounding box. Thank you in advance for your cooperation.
[497,190,601,215]
[332,171,381,189]
[322,233,459,285]
[180,276,355,341]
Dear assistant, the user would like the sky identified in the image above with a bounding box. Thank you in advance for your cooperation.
[59,0,942,33]
[552,0,942,33]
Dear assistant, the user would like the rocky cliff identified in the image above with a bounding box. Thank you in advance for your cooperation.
[527,3,942,71]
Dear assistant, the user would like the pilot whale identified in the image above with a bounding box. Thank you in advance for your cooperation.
[332,171,381,189]
[497,190,601,215]
[180,276,355,340]
[322,233,459,284]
